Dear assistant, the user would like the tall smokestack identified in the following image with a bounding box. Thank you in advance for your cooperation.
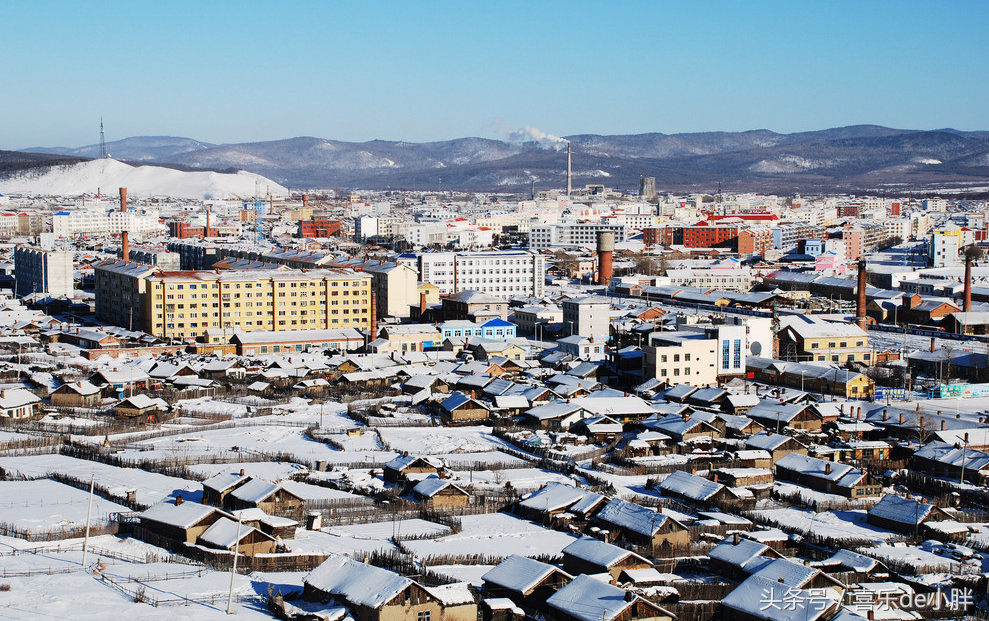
[597,230,615,285]
[420,292,427,316]
[269,195,274,215]
[121,231,129,262]
[119,187,127,212]
[566,141,572,197]
[205,207,211,239]
[856,259,868,330]
[302,194,310,208]
[964,253,973,312]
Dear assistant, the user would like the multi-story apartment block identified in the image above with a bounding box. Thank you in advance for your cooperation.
[659,224,739,250]
[665,268,753,292]
[642,331,719,387]
[53,209,163,239]
[418,251,545,297]
[738,227,774,257]
[95,262,371,341]
[529,222,627,250]
[14,247,74,297]
[561,296,611,338]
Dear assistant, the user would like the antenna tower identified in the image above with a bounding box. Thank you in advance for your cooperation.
[99,118,108,159]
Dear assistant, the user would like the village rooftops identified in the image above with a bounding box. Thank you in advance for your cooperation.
[868,494,935,526]
[412,476,467,499]
[304,555,415,609]
[775,453,867,489]
[140,500,224,529]
[561,536,649,568]
[596,497,679,537]
[745,431,804,452]
[779,314,868,339]
[481,555,572,594]
[750,558,821,588]
[203,471,251,494]
[198,516,272,549]
[546,574,670,621]
[519,482,598,513]
[709,536,775,571]
[229,479,281,504]
[659,469,727,502]
[722,575,840,621]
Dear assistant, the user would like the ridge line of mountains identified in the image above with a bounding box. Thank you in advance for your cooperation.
[8,125,989,194]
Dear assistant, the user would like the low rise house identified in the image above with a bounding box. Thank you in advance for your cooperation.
[910,442,989,485]
[774,453,881,498]
[595,497,690,549]
[304,555,476,621]
[137,497,229,546]
[516,482,605,523]
[659,470,741,507]
[438,391,490,421]
[114,394,168,420]
[196,516,277,556]
[745,432,808,463]
[560,536,652,579]
[546,574,675,621]
[202,470,251,507]
[482,555,573,612]
[867,494,952,535]
[384,453,444,483]
[708,535,783,580]
[0,388,41,419]
[411,476,470,508]
[228,479,305,517]
[50,381,101,408]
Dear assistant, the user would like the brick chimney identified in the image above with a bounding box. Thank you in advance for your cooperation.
[596,231,615,285]
[302,194,310,208]
[931,337,936,353]
[175,495,183,506]
[239,468,245,476]
[420,292,427,316]
[964,254,973,312]
[941,420,946,431]
[824,463,831,475]
[899,412,904,424]
[119,187,127,212]
[121,230,129,262]
[855,259,868,330]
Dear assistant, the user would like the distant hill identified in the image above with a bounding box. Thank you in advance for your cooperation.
[20,126,989,193]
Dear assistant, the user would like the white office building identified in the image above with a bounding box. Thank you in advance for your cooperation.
[418,251,545,296]
[529,222,627,250]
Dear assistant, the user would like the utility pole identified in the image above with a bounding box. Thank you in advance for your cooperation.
[226,515,244,614]
[81,474,95,568]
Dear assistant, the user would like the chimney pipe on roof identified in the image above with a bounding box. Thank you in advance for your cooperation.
[175,495,183,506]
[420,292,427,316]
[825,463,831,475]
[899,412,904,424]
[931,338,936,353]
[941,420,946,431]
[240,469,245,476]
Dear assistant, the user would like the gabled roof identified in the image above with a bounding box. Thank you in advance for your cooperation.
[868,494,936,526]
[198,516,273,549]
[596,497,678,537]
[709,536,775,570]
[547,574,668,621]
[722,575,840,621]
[481,555,571,595]
[659,469,727,502]
[140,500,222,529]
[304,555,417,609]
[202,471,250,494]
[561,536,648,568]
[520,482,595,513]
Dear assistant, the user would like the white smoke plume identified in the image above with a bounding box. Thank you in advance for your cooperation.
[497,121,568,150]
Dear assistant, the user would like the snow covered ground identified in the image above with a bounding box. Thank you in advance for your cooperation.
[0,454,202,507]
[401,513,579,560]
[752,507,901,543]
[377,426,509,455]
[0,158,289,200]
[0,480,131,534]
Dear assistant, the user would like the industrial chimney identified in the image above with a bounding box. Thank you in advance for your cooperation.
[119,187,127,212]
[121,231,129,262]
[855,259,868,330]
[302,194,310,208]
[419,292,427,316]
[597,230,615,285]
[964,253,973,312]
[205,207,211,239]
[370,292,378,338]
[566,140,572,197]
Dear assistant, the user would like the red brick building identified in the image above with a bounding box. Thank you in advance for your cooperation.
[738,227,774,257]
[298,215,342,238]
[168,222,218,239]
[661,223,739,250]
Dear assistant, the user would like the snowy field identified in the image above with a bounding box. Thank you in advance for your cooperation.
[773,481,879,509]
[401,513,579,560]
[186,461,308,481]
[377,426,509,455]
[0,480,131,534]
[752,507,901,543]
[0,454,202,507]
[458,467,577,492]
[430,563,495,586]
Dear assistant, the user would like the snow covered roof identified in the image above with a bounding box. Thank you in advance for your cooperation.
[868,494,936,526]
[745,431,802,452]
[202,471,250,494]
[423,582,475,606]
[596,498,675,537]
[520,482,594,513]
[0,388,41,409]
[722,575,840,621]
[709,536,773,570]
[659,469,726,501]
[229,478,282,504]
[775,453,867,488]
[561,536,647,568]
[814,549,880,574]
[547,574,665,621]
[140,500,221,529]
[481,555,571,594]
[198,516,272,549]
[750,558,820,588]
[914,441,989,471]
[304,555,416,609]
[384,454,443,472]
[57,380,101,396]
[412,476,466,498]
[118,394,168,411]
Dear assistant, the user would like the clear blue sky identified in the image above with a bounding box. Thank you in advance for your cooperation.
[3,0,988,149]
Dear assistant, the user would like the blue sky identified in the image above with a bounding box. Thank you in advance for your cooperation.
[3,0,988,149]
